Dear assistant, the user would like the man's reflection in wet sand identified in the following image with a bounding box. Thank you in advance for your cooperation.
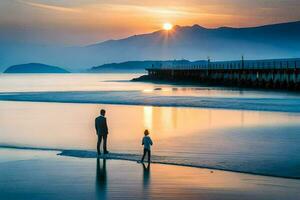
[96,158,107,200]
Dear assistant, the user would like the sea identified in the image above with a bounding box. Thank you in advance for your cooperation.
[0,73,300,178]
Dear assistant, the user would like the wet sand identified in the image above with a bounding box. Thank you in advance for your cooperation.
[0,148,299,200]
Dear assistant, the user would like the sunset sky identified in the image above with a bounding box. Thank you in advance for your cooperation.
[1,0,300,45]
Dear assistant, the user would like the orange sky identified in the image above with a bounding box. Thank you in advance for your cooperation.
[1,0,300,45]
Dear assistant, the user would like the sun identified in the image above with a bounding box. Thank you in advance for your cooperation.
[163,23,173,31]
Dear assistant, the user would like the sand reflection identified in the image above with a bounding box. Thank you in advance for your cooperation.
[96,158,107,200]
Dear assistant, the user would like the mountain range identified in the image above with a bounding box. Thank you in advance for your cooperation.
[87,60,207,72]
[1,21,300,72]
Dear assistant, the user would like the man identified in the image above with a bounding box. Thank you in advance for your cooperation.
[95,109,109,155]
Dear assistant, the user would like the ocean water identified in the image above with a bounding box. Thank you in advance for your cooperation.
[0,73,300,178]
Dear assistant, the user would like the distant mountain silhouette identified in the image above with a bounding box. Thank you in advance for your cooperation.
[88,60,206,72]
[86,21,300,64]
[4,63,70,73]
[1,21,300,71]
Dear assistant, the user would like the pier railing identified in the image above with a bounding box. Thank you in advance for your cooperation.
[148,58,300,70]
[146,58,300,90]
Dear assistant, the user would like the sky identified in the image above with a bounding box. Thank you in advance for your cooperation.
[0,0,300,45]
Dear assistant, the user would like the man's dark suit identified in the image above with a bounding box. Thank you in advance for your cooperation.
[95,115,108,154]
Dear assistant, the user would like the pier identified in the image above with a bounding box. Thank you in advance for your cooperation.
[145,58,300,90]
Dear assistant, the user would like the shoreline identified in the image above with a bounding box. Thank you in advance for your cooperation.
[1,145,299,180]
[1,147,300,200]
[59,149,300,181]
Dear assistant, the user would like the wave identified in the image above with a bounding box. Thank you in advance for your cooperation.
[1,144,299,179]
[1,91,300,113]
[0,144,61,151]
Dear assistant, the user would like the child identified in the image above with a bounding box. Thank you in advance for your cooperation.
[140,129,153,163]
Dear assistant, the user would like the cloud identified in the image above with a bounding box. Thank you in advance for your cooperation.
[19,0,80,13]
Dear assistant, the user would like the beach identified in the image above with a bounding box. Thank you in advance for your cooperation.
[0,73,300,199]
[1,99,300,178]
[0,148,299,200]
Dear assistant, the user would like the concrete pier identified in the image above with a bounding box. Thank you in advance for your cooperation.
[146,58,300,90]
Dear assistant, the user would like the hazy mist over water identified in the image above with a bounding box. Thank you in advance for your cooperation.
[1,21,300,71]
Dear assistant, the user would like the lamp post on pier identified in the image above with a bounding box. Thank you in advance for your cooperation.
[206,56,211,78]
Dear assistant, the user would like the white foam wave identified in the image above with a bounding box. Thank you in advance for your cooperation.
[1,91,300,113]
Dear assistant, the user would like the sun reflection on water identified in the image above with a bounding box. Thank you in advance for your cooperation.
[143,106,153,131]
